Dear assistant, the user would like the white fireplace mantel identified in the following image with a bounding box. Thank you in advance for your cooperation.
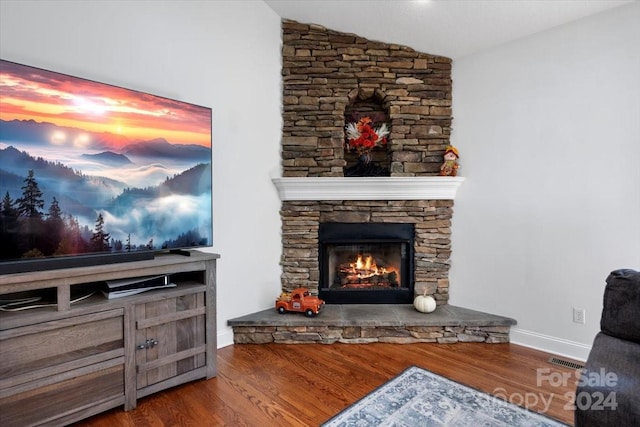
[272,176,465,201]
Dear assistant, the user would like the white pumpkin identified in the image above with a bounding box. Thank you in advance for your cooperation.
[414,292,436,313]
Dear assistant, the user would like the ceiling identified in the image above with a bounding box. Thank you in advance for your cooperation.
[264,0,633,59]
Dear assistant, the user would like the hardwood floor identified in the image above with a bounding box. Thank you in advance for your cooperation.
[74,343,581,426]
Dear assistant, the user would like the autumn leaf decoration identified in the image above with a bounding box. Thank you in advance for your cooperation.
[345,116,390,155]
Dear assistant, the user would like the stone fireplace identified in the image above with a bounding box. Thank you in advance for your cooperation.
[276,19,459,304]
[227,20,515,344]
[278,195,459,306]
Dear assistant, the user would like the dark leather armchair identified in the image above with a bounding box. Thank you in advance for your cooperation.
[575,269,640,426]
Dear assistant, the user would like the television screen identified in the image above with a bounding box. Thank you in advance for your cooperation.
[0,59,213,274]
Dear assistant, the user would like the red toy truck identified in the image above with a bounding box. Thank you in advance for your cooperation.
[276,288,325,317]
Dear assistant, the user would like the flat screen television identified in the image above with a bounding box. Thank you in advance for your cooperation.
[0,59,213,275]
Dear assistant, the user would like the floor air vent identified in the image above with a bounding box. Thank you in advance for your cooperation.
[548,357,585,370]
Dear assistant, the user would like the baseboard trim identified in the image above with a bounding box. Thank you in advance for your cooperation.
[217,327,235,349]
[510,327,591,362]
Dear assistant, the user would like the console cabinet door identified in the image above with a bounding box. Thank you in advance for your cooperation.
[134,292,206,392]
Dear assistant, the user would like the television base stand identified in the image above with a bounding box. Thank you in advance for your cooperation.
[170,249,191,257]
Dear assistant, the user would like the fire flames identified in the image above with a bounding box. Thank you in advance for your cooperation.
[350,255,391,278]
[337,254,399,288]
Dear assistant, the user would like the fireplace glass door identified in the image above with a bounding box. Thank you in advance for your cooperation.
[319,223,414,304]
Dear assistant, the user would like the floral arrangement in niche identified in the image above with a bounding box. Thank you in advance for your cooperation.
[345,116,390,156]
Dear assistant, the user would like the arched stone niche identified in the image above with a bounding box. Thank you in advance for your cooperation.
[343,88,391,177]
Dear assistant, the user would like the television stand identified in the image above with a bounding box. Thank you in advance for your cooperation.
[0,251,219,426]
[169,248,192,256]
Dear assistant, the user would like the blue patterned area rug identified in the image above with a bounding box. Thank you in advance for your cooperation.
[322,366,569,427]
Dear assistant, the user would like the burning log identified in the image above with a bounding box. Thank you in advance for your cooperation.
[335,254,400,288]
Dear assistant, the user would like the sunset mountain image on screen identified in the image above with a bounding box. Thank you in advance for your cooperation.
[0,59,213,267]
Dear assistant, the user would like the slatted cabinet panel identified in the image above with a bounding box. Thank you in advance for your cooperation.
[134,291,207,397]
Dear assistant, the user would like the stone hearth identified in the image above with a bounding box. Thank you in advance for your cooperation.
[228,305,516,344]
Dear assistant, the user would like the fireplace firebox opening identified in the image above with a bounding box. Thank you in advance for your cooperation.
[319,223,414,304]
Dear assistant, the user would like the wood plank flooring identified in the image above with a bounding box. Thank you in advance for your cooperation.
[74,343,581,426]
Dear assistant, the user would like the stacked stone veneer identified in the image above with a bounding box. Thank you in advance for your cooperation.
[281,20,452,177]
[233,325,510,344]
[282,200,453,304]
[280,21,455,303]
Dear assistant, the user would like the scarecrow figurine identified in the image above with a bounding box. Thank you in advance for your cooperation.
[440,145,460,176]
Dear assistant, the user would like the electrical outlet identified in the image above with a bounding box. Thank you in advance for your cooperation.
[573,307,586,324]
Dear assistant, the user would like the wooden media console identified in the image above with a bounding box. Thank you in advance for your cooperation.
[0,251,219,426]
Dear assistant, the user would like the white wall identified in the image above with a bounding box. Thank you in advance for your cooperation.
[450,2,640,360]
[0,0,284,348]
